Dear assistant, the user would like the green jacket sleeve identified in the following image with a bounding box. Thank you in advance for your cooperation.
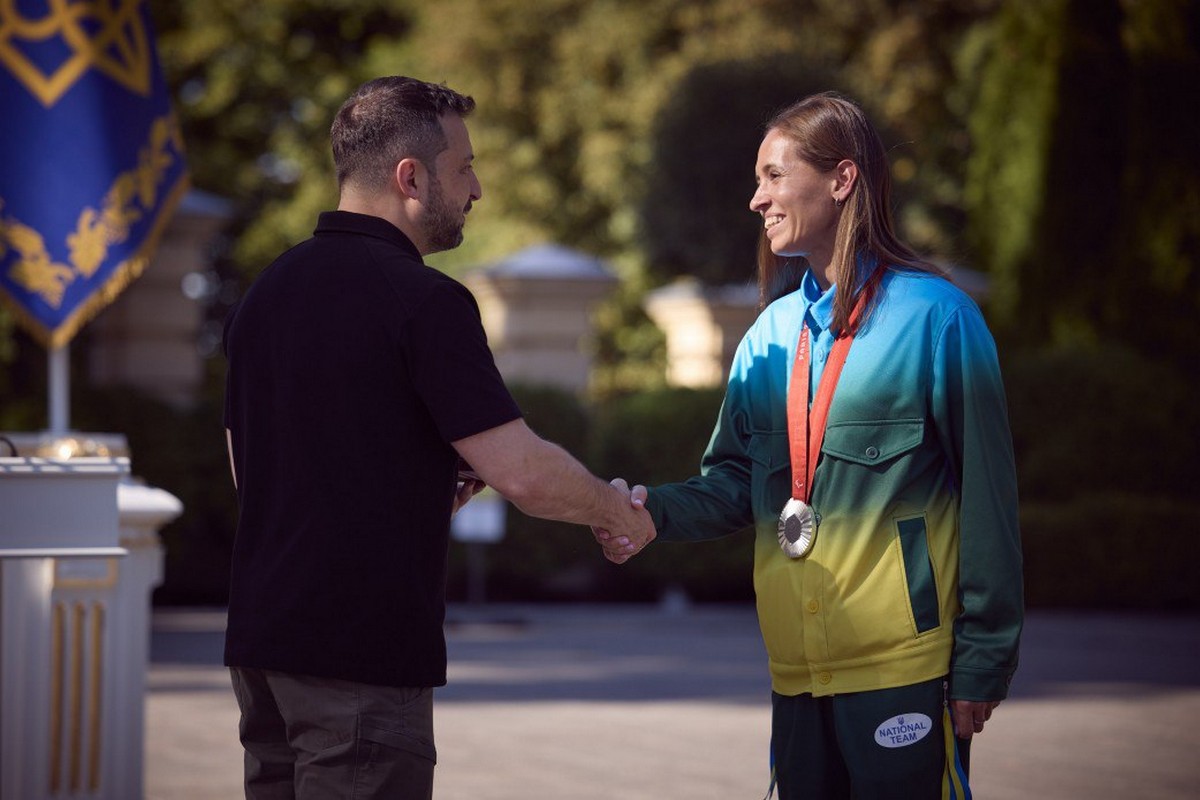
[933,305,1024,701]
[645,394,756,542]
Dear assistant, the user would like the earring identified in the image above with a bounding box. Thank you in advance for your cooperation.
[834,197,845,207]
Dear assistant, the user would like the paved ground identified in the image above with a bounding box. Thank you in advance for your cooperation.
[146,605,1200,799]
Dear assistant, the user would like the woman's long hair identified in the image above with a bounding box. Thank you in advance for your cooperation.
[756,93,938,333]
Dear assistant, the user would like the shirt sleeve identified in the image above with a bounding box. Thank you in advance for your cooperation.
[931,303,1024,701]
[403,279,522,443]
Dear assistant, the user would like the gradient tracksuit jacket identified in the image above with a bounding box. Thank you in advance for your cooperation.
[645,267,1023,702]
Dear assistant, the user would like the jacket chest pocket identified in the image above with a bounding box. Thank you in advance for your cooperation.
[747,430,790,522]
[814,417,926,510]
[821,418,925,467]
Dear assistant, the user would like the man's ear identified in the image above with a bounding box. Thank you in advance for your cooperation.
[395,158,424,200]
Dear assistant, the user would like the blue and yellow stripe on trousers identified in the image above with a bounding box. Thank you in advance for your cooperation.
[942,707,972,800]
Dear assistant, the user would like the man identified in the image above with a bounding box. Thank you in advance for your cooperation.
[222,76,654,799]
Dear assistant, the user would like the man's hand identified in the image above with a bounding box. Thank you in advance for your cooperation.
[950,699,1000,739]
[451,479,485,515]
[592,479,655,564]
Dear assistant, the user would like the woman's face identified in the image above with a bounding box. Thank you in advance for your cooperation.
[749,129,841,267]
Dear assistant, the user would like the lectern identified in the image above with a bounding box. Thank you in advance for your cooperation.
[0,456,179,799]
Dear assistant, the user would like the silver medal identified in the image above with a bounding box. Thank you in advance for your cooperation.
[777,498,817,559]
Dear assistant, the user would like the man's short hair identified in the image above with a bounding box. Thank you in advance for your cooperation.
[331,76,475,190]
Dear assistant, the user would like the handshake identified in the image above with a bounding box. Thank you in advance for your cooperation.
[449,423,659,564]
[592,478,655,565]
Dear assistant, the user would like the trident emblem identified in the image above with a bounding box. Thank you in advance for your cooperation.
[0,0,151,107]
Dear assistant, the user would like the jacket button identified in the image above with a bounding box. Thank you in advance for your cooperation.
[818,672,832,685]
[865,446,880,460]
[807,599,819,614]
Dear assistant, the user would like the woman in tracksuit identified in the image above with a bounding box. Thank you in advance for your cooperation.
[604,92,1022,799]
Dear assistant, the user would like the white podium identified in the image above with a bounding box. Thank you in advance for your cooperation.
[0,455,180,799]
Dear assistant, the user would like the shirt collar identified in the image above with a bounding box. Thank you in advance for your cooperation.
[314,210,422,261]
[802,269,836,334]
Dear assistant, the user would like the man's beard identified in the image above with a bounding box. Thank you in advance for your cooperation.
[423,176,466,253]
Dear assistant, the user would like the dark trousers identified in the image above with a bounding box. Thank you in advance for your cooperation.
[230,667,436,800]
[770,677,972,799]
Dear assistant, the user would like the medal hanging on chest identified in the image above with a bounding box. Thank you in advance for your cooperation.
[778,298,861,558]
[777,497,817,558]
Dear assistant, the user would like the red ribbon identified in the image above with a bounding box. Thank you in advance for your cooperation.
[786,297,863,503]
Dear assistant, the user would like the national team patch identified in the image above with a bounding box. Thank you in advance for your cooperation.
[873,713,933,748]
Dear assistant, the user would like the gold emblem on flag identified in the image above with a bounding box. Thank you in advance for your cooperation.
[0,0,152,107]
[1,113,184,309]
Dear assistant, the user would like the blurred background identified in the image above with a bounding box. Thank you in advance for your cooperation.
[2,0,1197,611]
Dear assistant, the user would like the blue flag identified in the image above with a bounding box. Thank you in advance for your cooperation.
[0,0,188,348]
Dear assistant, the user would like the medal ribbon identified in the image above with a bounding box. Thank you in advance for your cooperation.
[786,296,864,503]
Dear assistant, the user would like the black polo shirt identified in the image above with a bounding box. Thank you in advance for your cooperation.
[223,210,521,687]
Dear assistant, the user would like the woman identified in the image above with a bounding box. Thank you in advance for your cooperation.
[605,92,1022,799]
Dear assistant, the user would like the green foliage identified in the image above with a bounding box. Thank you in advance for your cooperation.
[448,383,755,603]
[1021,495,1200,610]
[381,0,821,274]
[1117,0,1200,365]
[71,365,238,605]
[0,320,43,431]
[150,0,416,274]
[5,0,1197,610]
[965,0,1200,360]
[589,386,754,601]
[588,274,670,398]
[638,57,845,286]
[810,0,1004,259]
[963,0,1065,325]
[589,386,725,485]
[383,0,1003,279]
[458,382,597,600]
[1004,344,1198,502]
[1003,344,1200,610]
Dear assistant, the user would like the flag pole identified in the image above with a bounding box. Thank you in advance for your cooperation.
[48,344,69,435]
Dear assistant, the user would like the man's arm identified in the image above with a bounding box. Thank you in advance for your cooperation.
[453,418,654,555]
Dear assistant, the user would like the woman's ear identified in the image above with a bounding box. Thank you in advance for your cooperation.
[832,159,859,203]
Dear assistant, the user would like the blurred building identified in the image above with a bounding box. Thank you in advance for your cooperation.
[86,190,231,409]
[464,243,617,393]
[644,278,758,389]
[644,265,990,390]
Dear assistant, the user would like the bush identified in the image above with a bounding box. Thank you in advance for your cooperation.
[589,386,725,485]
[73,368,238,606]
[55,344,1196,611]
[450,382,600,601]
[450,383,757,603]
[1021,493,1200,610]
[1003,344,1197,502]
[590,386,755,601]
[1003,344,1199,609]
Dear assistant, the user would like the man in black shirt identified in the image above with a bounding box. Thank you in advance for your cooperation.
[223,76,655,799]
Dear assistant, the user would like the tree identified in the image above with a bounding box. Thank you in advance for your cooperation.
[150,0,416,274]
[637,57,847,287]
[965,0,1200,361]
[379,0,838,273]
